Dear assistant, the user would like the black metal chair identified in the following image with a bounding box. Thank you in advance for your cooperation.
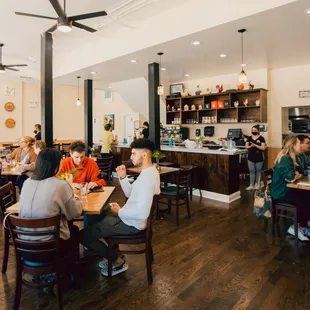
[156,168,192,226]
[105,198,157,284]
[97,156,114,182]
[180,165,202,201]
[0,181,16,274]
[7,214,64,310]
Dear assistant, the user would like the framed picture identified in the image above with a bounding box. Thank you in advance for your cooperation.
[170,83,184,94]
[104,114,115,130]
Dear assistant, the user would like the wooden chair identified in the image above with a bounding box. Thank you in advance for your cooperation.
[0,182,16,274]
[7,214,64,310]
[156,168,192,226]
[261,169,298,246]
[180,165,202,201]
[97,156,114,182]
[106,198,157,284]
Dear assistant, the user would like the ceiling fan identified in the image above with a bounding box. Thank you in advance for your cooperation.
[15,0,107,33]
[0,44,27,73]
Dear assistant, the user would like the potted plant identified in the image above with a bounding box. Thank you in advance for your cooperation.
[152,150,166,171]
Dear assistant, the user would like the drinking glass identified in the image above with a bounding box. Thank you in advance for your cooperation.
[80,183,88,200]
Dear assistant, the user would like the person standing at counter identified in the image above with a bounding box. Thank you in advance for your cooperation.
[296,135,310,175]
[101,124,118,157]
[34,124,41,141]
[245,125,266,190]
[141,121,149,139]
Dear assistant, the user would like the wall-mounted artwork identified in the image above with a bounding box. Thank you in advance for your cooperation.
[104,114,115,130]
[4,102,15,111]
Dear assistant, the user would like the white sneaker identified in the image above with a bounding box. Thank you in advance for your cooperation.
[287,225,309,241]
[246,185,254,190]
[254,184,260,190]
[101,260,128,277]
[99,255,125,269]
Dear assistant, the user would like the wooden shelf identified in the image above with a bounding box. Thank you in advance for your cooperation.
[238,106,260,109]
[181,110,198,112]
[166,111,180,113]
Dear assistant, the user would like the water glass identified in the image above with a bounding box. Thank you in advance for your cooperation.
[80,183,88,200]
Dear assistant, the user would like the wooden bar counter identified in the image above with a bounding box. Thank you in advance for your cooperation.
[113,145,246,203]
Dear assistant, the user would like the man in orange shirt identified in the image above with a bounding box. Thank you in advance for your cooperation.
[58,141,106,189]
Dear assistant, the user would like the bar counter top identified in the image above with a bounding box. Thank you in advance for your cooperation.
[113,144,246,156]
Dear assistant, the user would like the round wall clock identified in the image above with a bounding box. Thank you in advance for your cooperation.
[5,118,16,128]
[4,102,15,112]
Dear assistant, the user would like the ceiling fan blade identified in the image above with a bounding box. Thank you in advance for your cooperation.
[15,12,57,20]
[70,11,107,21]
[72,21,97,33]
[47,24,58,33]
[49,0,65,17]
[5,64,28,67]
[5,68,19,72]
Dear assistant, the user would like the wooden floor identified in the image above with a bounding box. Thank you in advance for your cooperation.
[1,184,310,310]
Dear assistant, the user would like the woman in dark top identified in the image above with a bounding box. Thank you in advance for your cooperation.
[141,121,149,139]
[270,136,309,240]
[34,124,41,140]
[245,125,266,190]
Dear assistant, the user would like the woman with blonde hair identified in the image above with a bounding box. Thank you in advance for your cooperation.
[270,135,309,240]
[6,136,37,164]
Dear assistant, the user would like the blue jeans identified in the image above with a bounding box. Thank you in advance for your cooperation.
[247,160,264,185]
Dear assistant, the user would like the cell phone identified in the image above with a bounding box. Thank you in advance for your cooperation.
[89,187,104,193]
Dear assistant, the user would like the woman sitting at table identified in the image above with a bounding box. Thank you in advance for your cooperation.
[19,148,82,258]
[17,140,47,192]
[270,136,310,240]
[6,136,37,165]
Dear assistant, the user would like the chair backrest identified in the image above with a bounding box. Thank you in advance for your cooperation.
[53,144,61,150]
[145,195,158,240]
[261,169,273,190]
[0,182,16,222]
[97,156,114,173]
[61,143,71,153]
[93,144,102,155]
[7,214,61,264]
[177,167,192,194]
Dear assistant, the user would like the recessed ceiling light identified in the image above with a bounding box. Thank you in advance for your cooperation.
[108,86,112,89]
[305,8,310,14]
[28,56,36,62]
[130,59,138,63]
[184,74,190,77]
[192,41,201,45]
[241,63,246,67]
[90,71,97,75]
[161,67,167,71]
[219,54,227,58]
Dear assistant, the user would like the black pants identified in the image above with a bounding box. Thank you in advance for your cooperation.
[274,190,310,227]
[79,213,140,262]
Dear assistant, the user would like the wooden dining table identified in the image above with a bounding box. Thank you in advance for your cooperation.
[287,176,310,191]
[1,167,22,176]
[5,186,116,215]
[127,166,180,176]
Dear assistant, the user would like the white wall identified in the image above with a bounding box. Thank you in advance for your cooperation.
[163,68,269,142]
[269,64,310,147]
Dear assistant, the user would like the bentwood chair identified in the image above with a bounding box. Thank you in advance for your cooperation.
[0,182,16,274]
[97,156,114,183]
[105,198,157,284]
[261,169,298,246]
[156,168,192,226]
[61,143,71,158]
[7,214,65,310]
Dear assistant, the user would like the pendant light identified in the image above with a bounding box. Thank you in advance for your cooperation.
[76,76,81,107]
[157,52,164,95]
[238,29,248,84]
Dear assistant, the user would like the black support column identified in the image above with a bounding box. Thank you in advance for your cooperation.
[41,32,53,147]
[148,62,160,149]
[84,79,93,155]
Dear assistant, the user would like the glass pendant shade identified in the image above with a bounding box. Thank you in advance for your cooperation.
[76,76,81,107]
[239,69,248,84]
[76,99,81,107]
[157,85,164,95]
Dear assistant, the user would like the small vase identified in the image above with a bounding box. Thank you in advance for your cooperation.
[155,160,161,171]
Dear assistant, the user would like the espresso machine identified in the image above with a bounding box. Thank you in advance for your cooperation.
[160,125,189,145]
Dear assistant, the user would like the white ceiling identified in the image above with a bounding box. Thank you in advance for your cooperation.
[0,0,183,79]
[54,0,310,88]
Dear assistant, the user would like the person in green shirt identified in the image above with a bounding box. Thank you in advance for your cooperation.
[270,135,310,241]
[296,135,310,176]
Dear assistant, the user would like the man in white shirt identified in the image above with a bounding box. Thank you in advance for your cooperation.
[80,138,160,277]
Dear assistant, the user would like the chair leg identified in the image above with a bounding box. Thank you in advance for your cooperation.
[272,207,277,228]
[186,195,191,220]
[189,186,193,201]
[145,246,153,284]
[176,200,180,226]
[2,229,9,274]
[56,271,64,310]
[150,246,154,264]
[156,200,160,220]
[168,200,172,215]
[13,265,22,310]
[108,241,113,284]
[293,209,298,247]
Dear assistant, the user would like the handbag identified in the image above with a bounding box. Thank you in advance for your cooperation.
[253,176,272,219]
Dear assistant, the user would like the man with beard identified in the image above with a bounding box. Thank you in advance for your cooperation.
[80,138,160,277]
